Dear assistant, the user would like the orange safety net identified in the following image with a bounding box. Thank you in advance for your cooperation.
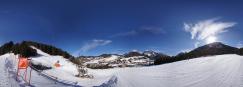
[18,58,29,69]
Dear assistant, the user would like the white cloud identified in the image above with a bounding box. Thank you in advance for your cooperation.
[73,39,112,56]
[184,18,236,40]
[184,18,236,47]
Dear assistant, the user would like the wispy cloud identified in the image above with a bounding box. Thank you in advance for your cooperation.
[73,39,112,56]
[111,26,165,38]
[184,18,236,47]
[111,30,137,37]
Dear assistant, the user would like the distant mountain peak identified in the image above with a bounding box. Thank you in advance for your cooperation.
[201,42,235,49]
[204,42,225,48]
[188,42,239,58]
[206,42,224,46]
[208,42,223,44]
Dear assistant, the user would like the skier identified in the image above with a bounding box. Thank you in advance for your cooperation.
[54,60,61,68]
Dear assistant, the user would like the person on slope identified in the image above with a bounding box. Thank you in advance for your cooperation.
[54,60,61,68]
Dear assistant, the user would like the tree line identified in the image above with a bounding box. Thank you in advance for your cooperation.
[0,41,73,59]
[0,41,37,57]
[23,41,73,58]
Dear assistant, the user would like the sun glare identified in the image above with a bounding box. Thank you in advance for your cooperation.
[206,36,217,44]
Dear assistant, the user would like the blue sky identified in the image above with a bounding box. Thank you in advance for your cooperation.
[0,0,242,56]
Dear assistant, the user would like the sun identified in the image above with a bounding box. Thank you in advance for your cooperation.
[206,36,217,44]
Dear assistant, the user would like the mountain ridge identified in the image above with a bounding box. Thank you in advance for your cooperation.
[154,42,243,65]
[1,41,243,66]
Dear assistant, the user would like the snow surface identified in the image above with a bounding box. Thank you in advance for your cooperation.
[96,54,243,87]
[0,54,19,87]
[115,54,243,87]
[30,47,116,87]
[31,46,50,56]
[0,53,71,87]
[2,47,243,87]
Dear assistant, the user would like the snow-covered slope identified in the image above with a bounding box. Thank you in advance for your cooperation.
[2,47,243,87]
[31,46,50,56]
[84,54,243,87]
[85,54,243,87]
[0,53,72,87]
[0,47,113,87]
[115,54,243,87]
[0,54,19,87]
[30,47,115,86]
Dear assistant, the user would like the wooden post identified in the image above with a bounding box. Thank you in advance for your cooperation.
[16,57,20,80]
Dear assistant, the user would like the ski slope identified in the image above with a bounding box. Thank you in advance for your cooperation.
[30,47,116,87]
[115,54,243,87]
[1,47,243,87]
[0,53,75,87]
[0,54,19,87]
[33,51,243,87]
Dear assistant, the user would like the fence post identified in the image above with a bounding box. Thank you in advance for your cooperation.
[16,57,20,80]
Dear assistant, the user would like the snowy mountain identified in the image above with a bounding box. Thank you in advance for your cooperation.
[143,50,159,57]
[1,41,243,69]
[2,50,243,87]
[124,51,143,57]
[84,54,154,69]
[78,50,169,69]
[2,41,243,87]
[155,42,242,65]
[189,42,239,57]
[81,50,169,69]
[143,50,169,60]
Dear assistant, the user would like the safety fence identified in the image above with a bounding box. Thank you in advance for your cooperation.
[30,65,81,87]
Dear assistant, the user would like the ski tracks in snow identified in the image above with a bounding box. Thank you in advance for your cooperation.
[113,55,243,87]
[0,56,20,87]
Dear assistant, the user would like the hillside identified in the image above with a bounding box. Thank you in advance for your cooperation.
[0,41,73,59]
[114,54,243,87]
[77,51,167,69]
[2,47,243,87]
[188,42,239,58]
[23,41,73,58]
[155,42,243,65]
[1,42,243,87]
